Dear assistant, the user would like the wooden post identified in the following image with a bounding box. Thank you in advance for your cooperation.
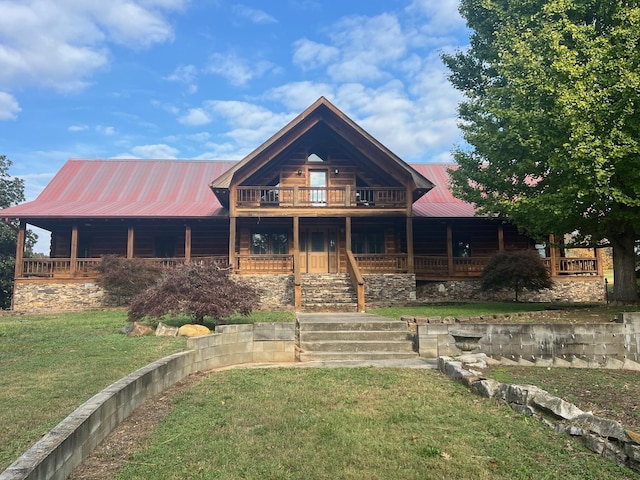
[70,224,78,276]
[595,247,604,276]
[406,217,414,274]
[293,216,301,310]
[446,223,454,277]
[184,225,192,264]
[549,235,558,277]
[345,216,352,252]
[14,220,25,279]
[229,217,236,271]
[498,224,504,251]
[127,226,134,259]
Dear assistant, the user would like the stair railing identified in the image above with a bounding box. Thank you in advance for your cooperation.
[346,250,365,312]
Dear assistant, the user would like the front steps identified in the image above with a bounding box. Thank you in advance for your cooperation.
[297,313,419,362]
[301,274,358,312]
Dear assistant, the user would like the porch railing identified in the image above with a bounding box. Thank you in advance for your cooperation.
[233,254,294,273]
[18,254,599,279]
[19,256,230,278]
[353,254,408,273]
[235,186,406,209]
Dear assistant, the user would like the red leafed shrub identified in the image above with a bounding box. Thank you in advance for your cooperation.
[128,263,260,324]
[481,250,553,301]
[96,255,163,306]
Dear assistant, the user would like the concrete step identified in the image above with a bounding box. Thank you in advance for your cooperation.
[298,320,408,332]
[301,303,358,312]
[300,340,416,353]
[299,351,420,362]
[300,330,411,342]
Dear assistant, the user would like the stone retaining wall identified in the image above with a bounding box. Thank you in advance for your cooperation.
[438,354,640,473]
[416,277,606,304]
[0,323,295,480]
[12,280,106,312]
[417,312,640,365]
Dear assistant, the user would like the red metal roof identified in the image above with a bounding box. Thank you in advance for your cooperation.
[0,159,478,219]
[1,159,234,218]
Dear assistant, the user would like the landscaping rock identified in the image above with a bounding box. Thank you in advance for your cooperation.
[584,434,606,455]
[178,324,211,337]
[156,322,179,337]
[529,390,585,420]
[127,322,155,337]
[470,378,501,398]
[574,414,630,442]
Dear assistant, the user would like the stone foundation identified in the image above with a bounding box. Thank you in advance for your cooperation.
[236,274,295,310]
[416,277,606,304]
[364,273,417,306]
[13,280,107,312]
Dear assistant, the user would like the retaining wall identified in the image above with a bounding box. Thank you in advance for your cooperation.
[0,323,295,480]
[417,312,640,365]
[416,276,606,304]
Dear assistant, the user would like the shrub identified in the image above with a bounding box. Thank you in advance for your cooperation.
[96,255,163,305]
[128,263,260,324]
[481,250,552,301]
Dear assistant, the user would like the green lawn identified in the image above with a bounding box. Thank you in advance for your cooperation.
[114,368,636,480]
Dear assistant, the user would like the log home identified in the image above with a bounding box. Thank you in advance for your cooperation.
[1,98,604,311]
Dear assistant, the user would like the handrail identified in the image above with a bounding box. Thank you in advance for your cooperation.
[346,250,365,312]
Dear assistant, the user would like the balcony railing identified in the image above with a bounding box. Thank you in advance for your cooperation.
[234,254,294,273]
[353,254,408,273]
[236,186,406,209]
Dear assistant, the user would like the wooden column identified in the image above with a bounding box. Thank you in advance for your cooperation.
[127,226,134,259]
[498,224,504,251]
[595,247,604,276]
[14,220,25,279]
[229,217,236,270]
[446,223,454,277]
[184,225,192,264]
[549,234,558,277]
[293,216,301,310]
[345,216,352,252]
[406,217,414,274]
[70,224,78,275]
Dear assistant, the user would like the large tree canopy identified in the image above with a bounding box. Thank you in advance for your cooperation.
[443,0,640,302]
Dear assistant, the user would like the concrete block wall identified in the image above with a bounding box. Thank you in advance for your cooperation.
[0,323,295,480]
[418,313,640,364]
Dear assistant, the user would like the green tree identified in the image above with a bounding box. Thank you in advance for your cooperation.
[0,155,36,309]
[442,0,640,302]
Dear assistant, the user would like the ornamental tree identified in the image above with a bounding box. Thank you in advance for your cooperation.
[442,0,640,302]
[128,263,260,324]
[481,250,553,301]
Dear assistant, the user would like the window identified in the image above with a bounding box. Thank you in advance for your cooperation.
[251,232,288,255]
[352,230,384,254]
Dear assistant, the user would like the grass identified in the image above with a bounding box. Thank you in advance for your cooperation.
[114,368,637,480]
[368,302,548,320]
[0,310,188,471]
[485,366,640,432]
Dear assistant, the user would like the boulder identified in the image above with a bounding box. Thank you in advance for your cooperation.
[127,321,155,337]
[178,324,211,337]
[156,322,179,337]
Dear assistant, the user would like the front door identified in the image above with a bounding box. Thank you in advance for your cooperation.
[300,227,337,273]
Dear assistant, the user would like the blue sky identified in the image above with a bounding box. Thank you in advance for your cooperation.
[1,0,470,206]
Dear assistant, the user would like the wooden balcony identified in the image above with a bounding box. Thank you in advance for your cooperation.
[236,186,407,209]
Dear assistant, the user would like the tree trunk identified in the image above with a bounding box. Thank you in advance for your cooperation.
[610,226,638,303]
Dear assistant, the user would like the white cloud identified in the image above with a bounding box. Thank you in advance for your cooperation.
[233,5,277,24]
[0,91,21,120]
[0,1,186,92]
[206,52,275,87]
[68,124,89,132]
[166,64,198,94]
[130,143,180,159]
[265,82,335,111]
[96,125,116,135]
[292,39,339,71]
[179,108,211,126]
